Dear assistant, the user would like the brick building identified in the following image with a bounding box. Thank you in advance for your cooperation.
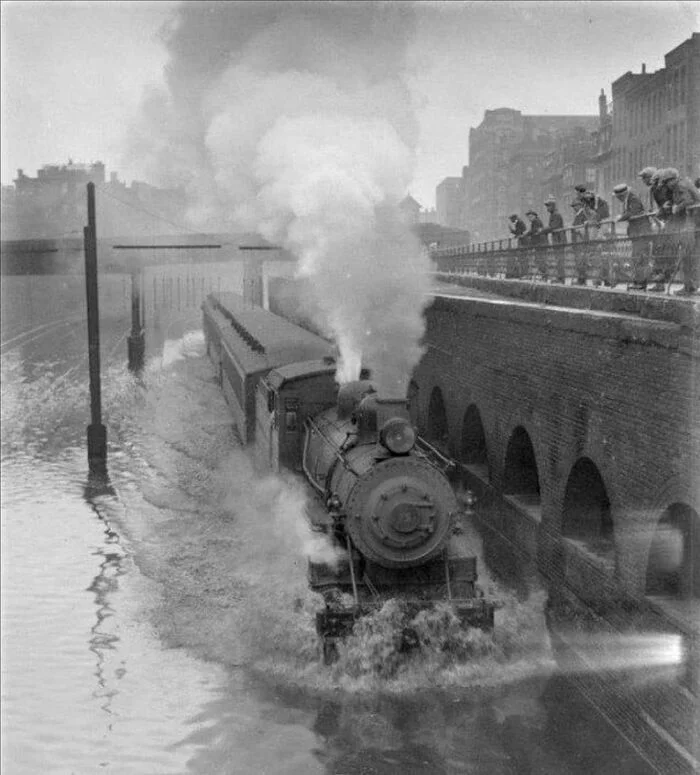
[436,176,465,228]
[611,33,700,191]
[2,161,187,240]
[464,109,598,242]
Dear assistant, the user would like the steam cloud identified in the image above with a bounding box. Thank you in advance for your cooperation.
[130,1,432,394]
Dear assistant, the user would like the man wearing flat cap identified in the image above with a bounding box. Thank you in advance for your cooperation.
[506,214,527,278]
[570,199,598,285]
[522,210,547,279]
[541,198,565,282]
[614,182,650,290]
[638,167,662,211]
[575,183,609,223]
[640,167,676,286]
[666,173,700,295]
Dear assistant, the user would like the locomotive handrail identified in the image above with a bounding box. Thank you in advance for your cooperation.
[302,423,325,495]
[346,535,360,605]
[304,416,362,479]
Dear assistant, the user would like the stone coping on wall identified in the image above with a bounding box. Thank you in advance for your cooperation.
[433,272,700,330]
[431,287,693,353]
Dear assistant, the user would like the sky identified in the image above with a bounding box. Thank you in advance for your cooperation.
[2,1,698,209]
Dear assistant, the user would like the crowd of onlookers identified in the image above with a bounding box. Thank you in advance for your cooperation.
[506,167,700,295]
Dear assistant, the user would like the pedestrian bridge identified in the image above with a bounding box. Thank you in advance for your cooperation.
[432,214,699,289]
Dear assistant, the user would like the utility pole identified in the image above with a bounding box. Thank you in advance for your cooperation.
[84,182,107,477]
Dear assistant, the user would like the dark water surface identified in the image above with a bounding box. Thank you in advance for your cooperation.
[1,268,658,774]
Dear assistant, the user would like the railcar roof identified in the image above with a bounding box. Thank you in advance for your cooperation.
[204,292,335,373]
[266,360,337,390]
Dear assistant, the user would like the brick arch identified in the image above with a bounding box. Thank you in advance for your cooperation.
[407,379,421,429]
[646,502,700,599]
[460,403,488,466]
[426,385,449,448]
[561,456,615,561]
[502,425,540,496]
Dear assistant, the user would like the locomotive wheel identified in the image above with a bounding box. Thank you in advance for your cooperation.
[344,457,457,569]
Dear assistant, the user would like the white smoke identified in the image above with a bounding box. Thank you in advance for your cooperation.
[130,2,431,394]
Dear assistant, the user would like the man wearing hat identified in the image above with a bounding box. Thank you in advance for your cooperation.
[666,173,700,295]
[575,184,610,223]
[506,214,527,278]
[638,167,665,214]
[570,199,598,285]
[641,167,676,286]
[614,183,650,290]
[522,209,547,279]
[574,184,588,200]
[541,198,565,282]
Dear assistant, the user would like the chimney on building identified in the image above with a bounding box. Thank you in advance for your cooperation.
[642,63,646,74]
[599,89,607,122]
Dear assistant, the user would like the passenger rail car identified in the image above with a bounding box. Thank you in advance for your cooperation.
[203,293,495,659]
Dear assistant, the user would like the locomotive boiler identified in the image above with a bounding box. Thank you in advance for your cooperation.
[303,380,457,569]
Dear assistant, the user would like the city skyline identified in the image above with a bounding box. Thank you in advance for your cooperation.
[2,1,698,210]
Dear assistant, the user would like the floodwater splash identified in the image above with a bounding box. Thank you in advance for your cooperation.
[94,334,557,689]
[129,2,432,395]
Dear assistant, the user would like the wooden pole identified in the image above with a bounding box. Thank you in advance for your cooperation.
[127,268,145,372]
[84,182,107,476]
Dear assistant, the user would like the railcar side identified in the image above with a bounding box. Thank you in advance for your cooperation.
[202,292,335,443]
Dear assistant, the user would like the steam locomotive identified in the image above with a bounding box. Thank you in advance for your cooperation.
[203,292,494,659]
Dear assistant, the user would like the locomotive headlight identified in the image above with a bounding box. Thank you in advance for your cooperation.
[380,418,416,455]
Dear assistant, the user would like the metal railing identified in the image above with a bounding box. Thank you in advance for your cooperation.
[432,205,699,287]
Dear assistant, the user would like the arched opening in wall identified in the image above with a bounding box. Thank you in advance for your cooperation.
[646,503,699,600]
[427,386,449,452]
[503,426,540,498]
[461,404,488,477]
[562,458,614,560]
[407,380,420,431]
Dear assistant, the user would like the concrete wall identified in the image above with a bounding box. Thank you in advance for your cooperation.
[412,291,700,599]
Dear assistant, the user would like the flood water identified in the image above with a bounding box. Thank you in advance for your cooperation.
[1,263,659,774]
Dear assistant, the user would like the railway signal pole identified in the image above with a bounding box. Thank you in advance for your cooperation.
[84,181,107,477]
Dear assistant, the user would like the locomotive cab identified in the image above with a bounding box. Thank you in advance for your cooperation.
[254,359,339,473]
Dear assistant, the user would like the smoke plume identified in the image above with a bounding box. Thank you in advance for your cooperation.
[130,1,432,394]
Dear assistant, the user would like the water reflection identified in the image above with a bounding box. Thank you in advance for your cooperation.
[84,474,126,729]
[170,664,658,775]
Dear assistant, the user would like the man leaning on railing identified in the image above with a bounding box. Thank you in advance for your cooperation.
[570,199,599,285]
[666,172,700,296]
[613,183,650,290]
[431,185,698,294]
[541,198,566,283]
